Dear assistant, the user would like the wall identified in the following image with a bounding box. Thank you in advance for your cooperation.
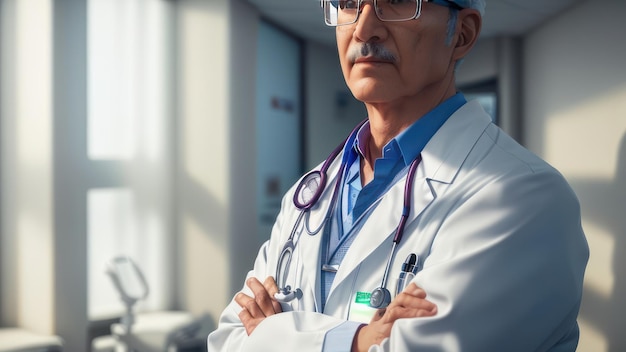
[456,37,498,86]
[0,0,90,350]
[458,36,522,140]
[523,1,626,350]
[304,40,365,170]
[174,0,259,324]
[1,0,56,332]
[255,23,302,244]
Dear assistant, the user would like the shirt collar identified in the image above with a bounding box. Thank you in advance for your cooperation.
[346,93,467,166]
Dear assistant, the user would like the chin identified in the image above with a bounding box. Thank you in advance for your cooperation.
[351,88,397,104]
[349,79,396,103]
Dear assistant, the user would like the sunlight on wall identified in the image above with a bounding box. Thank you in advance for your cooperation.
[176,0,234,317]
[178,2,229,200]
[578,318,608,352]
[543,83,626,351]
[545,85,626,179]
[545,85,626,301]
[523,2,626,349]
[13,0,54,334]
[578,222,614,300]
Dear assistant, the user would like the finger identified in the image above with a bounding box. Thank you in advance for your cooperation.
[237,307,258,336]
[394,294,437,312]
[263,277,279,297]
[384,302,437,322]
[235,292,265,318]
[271,300,282,314]
[234,292,253,309]
[401,283,428,298]
[389,284,428,309]
[263,277,283,313]
[238,304,252,323]
[247,277,278,316]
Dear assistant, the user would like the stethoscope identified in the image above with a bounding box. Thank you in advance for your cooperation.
[274,120,421,309]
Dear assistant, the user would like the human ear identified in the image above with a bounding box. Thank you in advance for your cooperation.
[452,9,482,62]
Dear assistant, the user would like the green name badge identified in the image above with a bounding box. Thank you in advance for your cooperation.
[355,291,371,304]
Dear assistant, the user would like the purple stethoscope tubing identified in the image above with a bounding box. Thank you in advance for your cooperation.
[292,120,368,211]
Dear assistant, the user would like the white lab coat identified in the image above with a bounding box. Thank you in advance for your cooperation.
[207,101,589,351]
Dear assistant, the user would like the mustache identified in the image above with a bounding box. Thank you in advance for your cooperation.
[347,42,397,63]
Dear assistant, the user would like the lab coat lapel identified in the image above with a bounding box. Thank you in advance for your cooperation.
[326,101,493,300]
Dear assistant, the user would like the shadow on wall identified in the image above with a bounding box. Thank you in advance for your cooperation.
[570,133,626,352]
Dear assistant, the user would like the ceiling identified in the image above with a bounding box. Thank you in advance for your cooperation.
[245,0,582,47]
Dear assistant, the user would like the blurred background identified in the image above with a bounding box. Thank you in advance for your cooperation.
[0,0,624,351]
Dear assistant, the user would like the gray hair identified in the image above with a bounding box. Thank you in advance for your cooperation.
[445,0,486,69]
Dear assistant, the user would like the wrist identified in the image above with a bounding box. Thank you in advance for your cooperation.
[351,324,369,352]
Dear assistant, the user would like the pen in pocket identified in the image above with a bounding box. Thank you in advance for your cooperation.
[396,253,419,296]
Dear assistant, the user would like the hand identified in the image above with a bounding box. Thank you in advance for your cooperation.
[235,276,283,335]
[352,283,437,352]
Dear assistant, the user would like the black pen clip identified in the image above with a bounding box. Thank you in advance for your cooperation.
[402,253,417,273]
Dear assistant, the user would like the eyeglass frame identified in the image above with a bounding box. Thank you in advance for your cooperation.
[321,0,464,27]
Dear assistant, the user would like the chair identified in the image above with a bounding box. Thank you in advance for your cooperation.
[0,327,63,352]
[102,256,204,352]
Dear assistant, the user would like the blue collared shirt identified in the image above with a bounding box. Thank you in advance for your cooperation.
[322,93,466,351]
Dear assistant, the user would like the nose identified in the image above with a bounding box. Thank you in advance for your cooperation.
[353,0,387,43]
[357,0,380,21]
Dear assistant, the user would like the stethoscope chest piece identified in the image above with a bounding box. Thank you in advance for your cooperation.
[293,171,325,210]
[369,287,392,309]
[274,285,302,303]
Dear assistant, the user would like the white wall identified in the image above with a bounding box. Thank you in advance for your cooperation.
[523,1,626,350]
[1,0,56,332]
[174,0,259,324]
[1,0,91,350]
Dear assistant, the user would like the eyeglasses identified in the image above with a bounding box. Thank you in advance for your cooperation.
[321,0,463,27]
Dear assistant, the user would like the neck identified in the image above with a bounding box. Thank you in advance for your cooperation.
[365,92,456,161]
[358,71,457,184]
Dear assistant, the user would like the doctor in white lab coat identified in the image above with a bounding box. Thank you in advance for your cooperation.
[208,0,589,351]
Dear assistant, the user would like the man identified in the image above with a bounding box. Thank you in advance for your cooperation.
[208,0,589,351]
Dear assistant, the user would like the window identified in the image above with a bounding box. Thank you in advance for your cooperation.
[87,0,174,320]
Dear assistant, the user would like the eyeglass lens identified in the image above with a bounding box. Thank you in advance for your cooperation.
[323,0,421,26]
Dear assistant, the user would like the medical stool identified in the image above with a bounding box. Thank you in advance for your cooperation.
[113,311,199,352]
[0,327,63,352]
[100,256,206,352]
